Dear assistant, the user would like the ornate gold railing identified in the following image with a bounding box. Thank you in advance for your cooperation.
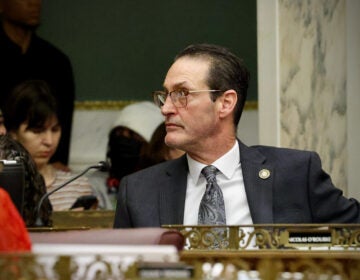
[0,253,137,279]
[1,249,359,280]
[161,224,360,280]
[2,225,360,279]
[164,224,360,250]
[178,250,360,280]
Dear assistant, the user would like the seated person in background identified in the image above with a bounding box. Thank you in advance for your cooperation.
[0,109,6,135]
[106,101,163,194]
[114,43,360,228]
[139,122,185,168]
[0,134,52,226]
[0,0,75,168]
[4,80,98,211]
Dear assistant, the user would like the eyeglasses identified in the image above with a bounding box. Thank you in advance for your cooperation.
[152,89,223,108]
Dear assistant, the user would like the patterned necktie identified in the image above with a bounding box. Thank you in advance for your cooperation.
[198,165,226,225]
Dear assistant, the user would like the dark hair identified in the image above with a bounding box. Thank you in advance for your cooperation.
[175,43,250,127]
[0,135,52,226]
[106,126,149,186]
[139,122,168,168]
[4,80,59,132]
[147,122,168,163]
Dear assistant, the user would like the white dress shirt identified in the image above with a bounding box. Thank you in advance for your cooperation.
[183,141,253,225]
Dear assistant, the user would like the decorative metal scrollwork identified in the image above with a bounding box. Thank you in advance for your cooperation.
[164,224,360,250]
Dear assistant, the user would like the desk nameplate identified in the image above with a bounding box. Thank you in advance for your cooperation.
[285,229,332,247]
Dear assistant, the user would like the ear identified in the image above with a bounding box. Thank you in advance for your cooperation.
[216,89,237,119]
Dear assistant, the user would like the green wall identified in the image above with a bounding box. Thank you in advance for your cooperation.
[38,1,257,102]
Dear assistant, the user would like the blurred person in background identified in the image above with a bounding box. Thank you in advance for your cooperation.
[0,0,75,169]
[139,122,184,168]
[106,101,163,204]
[0,134,52,226]
[4,80,98,211]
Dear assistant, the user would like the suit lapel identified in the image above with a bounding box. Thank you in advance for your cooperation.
[239,141,274,223]
[157,142,275,225]
[159,155,188,225]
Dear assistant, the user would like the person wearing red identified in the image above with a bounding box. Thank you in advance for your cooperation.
[0,187,31,252]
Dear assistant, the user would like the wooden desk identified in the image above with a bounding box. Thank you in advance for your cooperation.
[50,210,115,229]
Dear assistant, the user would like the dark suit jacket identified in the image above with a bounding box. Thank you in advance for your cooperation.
[114,141,360,228]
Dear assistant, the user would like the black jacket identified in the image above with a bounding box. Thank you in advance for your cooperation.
[114,141,360,228]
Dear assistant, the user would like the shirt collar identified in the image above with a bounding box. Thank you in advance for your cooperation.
[187,141,240,183]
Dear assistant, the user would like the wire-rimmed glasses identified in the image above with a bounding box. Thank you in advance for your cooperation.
[152,89,223,108]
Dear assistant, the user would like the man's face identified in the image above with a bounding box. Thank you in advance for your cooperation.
[0,0,42,28]
[161,57,220,153]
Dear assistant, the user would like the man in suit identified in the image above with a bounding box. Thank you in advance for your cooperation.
[114,44,360,228]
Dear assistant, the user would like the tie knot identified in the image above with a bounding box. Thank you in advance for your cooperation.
[201,165,218,183]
